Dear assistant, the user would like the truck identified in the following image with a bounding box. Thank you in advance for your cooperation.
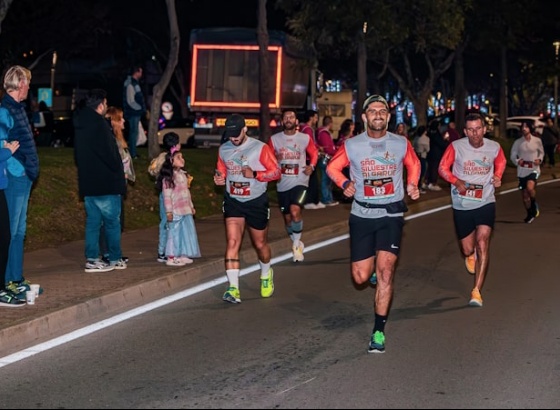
[188,27,320,144]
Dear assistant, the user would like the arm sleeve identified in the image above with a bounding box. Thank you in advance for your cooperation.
[216,155,227,176]
[326,145,350,188]
[0,146,12,162]
[438,144,458,185]
[257,144,281,182]
[126,84,142,111]
[306,135,319,167]
[494,147,507,179]
[162,183,173,214]
[403,140,421,185]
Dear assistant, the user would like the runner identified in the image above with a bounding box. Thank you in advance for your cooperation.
[327,94,420,354]
[213,114,281,304]
[439,113,506,307]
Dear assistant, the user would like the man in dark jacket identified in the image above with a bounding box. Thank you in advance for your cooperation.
[74,89,127,273]
[1,65,40,300]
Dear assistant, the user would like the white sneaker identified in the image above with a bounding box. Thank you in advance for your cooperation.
[428,184,442,191]
[315,202,326,209]
[179,257,194,264]
[166,257,187,267]
[292,241,305,262]
[304,203,318,210]
[324,201,339,207]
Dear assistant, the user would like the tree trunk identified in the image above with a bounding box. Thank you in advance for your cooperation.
[357,29,367,119]
[499,44,508,139]
[148,0,180,159]
[257,0,271,142]
[454,46,466,132]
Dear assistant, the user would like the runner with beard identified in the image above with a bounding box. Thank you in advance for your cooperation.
[327,95,420,354]
[268,109,319,262]
[214,114,281,304]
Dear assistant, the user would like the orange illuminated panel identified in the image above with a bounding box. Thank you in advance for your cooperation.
[190,44,282,109]
[216,117,259,127]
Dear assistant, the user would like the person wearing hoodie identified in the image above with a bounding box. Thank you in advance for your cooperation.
[1,65,40,301]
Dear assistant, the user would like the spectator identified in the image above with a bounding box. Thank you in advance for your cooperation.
[446,121,462,143]
[541,117,559,168]
[412,125,430,193]
[425,119,448,191]
[1,65,41,301]
[149,132,182,263]
[300,110,324,210]
[0,106,24,307]
[316,115,339,206]
[156,148,201,266]
[394,122,408,139]
[74,89,127,272]
[122,65,146,159]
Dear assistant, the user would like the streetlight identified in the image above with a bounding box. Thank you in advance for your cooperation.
[50,50,57,107]
[553,41,560,127]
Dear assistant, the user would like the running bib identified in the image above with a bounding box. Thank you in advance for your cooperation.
[459,183,483,201]
[520,160,534,168]
[363,177,395,199]
[281,163,299,176]
[229,181,251,197]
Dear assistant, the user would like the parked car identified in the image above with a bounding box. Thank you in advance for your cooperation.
[505,116,545,139]
[157,117,196,148]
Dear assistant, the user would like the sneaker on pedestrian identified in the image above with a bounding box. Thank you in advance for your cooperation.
[468,288,483,307]
[260,268,274,298]
[157,253,168,263]
[85,259,115,273]
[110,259,128,270]
[0,290,26,307]
[323,201,339,207]
[314,202,326,209]
[524,214,535,224]
[368,330,386,354]
[18,278,44,295]
[179,257,194,264]
[534,203,540,218]
[369,272,377,285]
[420,188,427,194]
[166,257,187,267]
[5,280,31,300]
[292,241,304,262]
[427,183,442,191]
[223,286,241,304]
[421,183,428,190]
[303,203,318,210]
[465,253,476,275]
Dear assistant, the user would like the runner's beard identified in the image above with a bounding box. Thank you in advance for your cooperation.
[368,119,388,132]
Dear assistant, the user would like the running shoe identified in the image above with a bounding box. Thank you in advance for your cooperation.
[465,253,476,275]
[368,330,386,354]
[5,280,30,300]
[110,259,128,270]
[292,242,304,262]
[369,272,377,285]
[222,286,241,304]
[535,202,540,218]
[166,257,187,267]
[179,257,194,264]
[260,268,274,298]
[157,253,168,263]
[19,278,44,295]
[0,290,26,307]
[524,214,535,224]
[85,259,115,273]
[468,288,483,307]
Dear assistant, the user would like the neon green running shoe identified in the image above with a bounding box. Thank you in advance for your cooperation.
[368,330,385,354]
[260,268,274,298]
[222,286,241,304]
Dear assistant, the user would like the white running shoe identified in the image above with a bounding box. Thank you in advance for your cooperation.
[304,203,318,210]
[315,202,326,209]
[427,183,442,191]
[292,241,305,262]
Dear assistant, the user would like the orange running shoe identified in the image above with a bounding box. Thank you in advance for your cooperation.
[465,253,476,275]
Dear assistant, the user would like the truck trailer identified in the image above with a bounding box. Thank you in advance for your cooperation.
[189,27,319,141]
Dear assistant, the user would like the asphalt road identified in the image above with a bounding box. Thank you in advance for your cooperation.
[0,182,559,409]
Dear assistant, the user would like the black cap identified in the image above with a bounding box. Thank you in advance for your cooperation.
[224,114,246,138]
[362,95,389,111]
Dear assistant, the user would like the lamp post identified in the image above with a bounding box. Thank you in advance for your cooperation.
[50,50,57,107]
[554,41,560,127]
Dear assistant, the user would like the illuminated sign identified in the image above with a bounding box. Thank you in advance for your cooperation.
[190,44,282,109]
[216,117,259,127]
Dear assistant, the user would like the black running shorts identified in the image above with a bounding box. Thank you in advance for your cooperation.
[452,202,496,240]
[349,214,404,261]
[223,192,270,230]
[277,185,307,215]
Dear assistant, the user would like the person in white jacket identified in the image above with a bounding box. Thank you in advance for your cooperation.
[412,125,430,193]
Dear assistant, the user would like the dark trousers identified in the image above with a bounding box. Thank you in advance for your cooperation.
[0,190,10,288]
[305,168,320,204]
[426,155,442,185]
[543,144,556,166]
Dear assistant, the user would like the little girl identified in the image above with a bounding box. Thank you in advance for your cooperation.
[156,147,201,266]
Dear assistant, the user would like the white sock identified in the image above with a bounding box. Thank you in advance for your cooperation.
[226,269,240,289]
[292,232,302,247]
[259,261,271,278]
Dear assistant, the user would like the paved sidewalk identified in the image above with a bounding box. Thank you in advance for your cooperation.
[0,165,556,357]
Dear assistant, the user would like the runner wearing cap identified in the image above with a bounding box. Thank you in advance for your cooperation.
[213,114,281,304]
[327,95,421,354]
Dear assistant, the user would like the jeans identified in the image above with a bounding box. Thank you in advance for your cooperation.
[158,193,168,255]
[84,195,122,262]
[318,160,334,204]
[5,174,32,284]
[0,190,10,286]
[126,115,141,158]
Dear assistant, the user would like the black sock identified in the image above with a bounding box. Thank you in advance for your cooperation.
[373,313,388,333]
